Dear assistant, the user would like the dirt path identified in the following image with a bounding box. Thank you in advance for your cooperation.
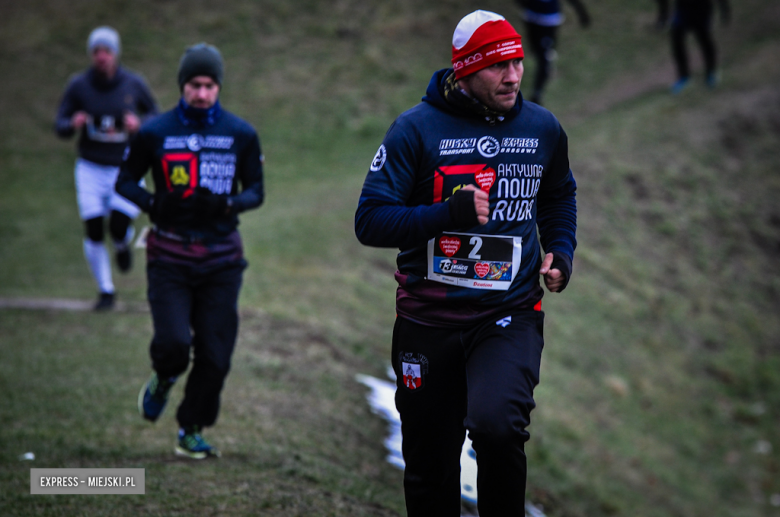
[0,297,148,312]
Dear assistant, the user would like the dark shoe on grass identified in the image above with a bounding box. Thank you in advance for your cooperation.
[116,246,132,272]
[94,292,115,311]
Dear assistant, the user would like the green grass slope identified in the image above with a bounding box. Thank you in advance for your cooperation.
[1,0,779,515]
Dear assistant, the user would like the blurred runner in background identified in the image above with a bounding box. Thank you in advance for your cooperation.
[515,0,591,105]
[117,43,264,460]
[55,26,158,310]
[660,0,731,94]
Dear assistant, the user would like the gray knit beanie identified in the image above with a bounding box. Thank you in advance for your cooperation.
[87,26,121,56]
[177,43,224,89]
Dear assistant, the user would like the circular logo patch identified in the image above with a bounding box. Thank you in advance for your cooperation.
[187,134,204,152]
[369,144,387,172]
[477,136,500,158]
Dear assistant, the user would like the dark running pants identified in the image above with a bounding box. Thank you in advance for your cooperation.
[392,310,545,517]
[671,9,717,79]
[147,259,246,429]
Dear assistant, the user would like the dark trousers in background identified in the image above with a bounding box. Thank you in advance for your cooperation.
[671,9,717,79]
[392,310,545,517]
[524,23,558,104]
[147,259,246,429]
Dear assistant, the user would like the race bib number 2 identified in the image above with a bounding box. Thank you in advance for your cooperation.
[427,232,522,291]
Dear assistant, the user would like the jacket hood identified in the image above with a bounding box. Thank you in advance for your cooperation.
[421,68,523,123]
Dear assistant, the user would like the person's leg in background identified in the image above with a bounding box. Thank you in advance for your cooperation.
[525,23,558,105]
[689,11,718,86]
[108,171,144,272]
[670,14,692,93]
[138,259,192,427]
[75,158,115,310]
[176,261,245,431]
[173,260,245,459]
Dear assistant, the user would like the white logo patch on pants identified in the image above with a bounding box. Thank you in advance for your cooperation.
[496,316,512,328]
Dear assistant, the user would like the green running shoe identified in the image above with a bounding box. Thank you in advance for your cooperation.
[138,373,176,422]
[175,427,221,459]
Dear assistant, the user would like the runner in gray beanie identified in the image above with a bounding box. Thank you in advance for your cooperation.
[177,43,223,90]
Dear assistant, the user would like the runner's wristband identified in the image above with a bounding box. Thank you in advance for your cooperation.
[447,189,480,228]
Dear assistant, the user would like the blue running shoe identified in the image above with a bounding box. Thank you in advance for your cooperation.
[138,373,176,422]
[706,71,720,89]
[175,427,221,459]
[671,77,690,95]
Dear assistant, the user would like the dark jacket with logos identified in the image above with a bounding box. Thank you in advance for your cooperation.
[116,100,263,261]
[55,67,158,166]
[355,68,577,328]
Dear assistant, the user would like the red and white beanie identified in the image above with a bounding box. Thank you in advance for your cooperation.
[451,10,523,80]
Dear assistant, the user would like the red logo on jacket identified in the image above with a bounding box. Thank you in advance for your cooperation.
[433,164,495,203]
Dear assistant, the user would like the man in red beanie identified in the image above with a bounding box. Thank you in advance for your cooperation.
[355,10,577,516]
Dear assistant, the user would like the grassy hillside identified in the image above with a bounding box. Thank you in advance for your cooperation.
[1,0,779,516]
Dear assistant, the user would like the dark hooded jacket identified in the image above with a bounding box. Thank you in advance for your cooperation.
[355,69,577,327]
